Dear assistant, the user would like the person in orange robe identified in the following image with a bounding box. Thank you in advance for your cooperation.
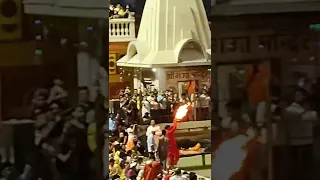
[244,63,270,104]
[165,120,180,170]
[143,154,163,180]
[126,135,137,152]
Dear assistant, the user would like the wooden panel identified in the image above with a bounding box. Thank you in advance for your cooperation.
[109,42,128,53]
[0,41,70,66]
[0,42,36,66]
[0,65,62,119]
[109,74,131,83]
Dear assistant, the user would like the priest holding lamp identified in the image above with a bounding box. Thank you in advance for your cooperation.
[165,103,191,170]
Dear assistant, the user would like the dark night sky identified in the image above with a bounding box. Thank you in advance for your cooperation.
[110,0,211,15]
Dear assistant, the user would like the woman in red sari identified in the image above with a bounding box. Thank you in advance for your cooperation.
[165,120,179,170]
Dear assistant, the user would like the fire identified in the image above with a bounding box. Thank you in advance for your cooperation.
[174,103,191,120]
[212,135,249,180]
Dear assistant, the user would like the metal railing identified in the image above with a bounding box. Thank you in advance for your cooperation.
[109,18,136,42]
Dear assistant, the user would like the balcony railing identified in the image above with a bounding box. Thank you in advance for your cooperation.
[109,18,136,42]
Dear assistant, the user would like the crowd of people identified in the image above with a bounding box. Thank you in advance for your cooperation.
[0,78,104,180]
[110,85,211,125]
[109,3,133,19]
[212,70,320,179]
[108,116,201,180]
[107,85,211,179]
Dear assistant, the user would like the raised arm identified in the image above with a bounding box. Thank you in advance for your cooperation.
[167,120,178,134]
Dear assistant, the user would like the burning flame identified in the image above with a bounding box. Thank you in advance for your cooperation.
[174,103,191,120]
[212,135,249,180]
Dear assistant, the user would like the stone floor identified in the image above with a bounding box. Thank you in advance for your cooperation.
[178,154,211,179]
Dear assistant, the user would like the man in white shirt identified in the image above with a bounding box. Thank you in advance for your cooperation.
[146,120,161,151]
[199,90,210,120]
[147,131,156,156]
[285,90,317,145]
[146,120,161,137]
[282,89,317,179]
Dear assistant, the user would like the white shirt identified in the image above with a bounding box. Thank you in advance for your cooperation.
[256,101,278,127]
[194,98,201,108]
[221,116,232,128]
[284,103,317,145]
[147,134,155,152]
[146,125,161,137]
[150,100,160,110]
[199,94,210,107]
[127,127,134,141]
[170,175,187,180]
[85,109,95,123]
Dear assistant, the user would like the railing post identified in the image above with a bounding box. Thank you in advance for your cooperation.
[129,20,136,38]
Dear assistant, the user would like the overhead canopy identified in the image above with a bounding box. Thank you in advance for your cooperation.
[117,54,211,68]
[212,0,320,15]
[23,0,108,18]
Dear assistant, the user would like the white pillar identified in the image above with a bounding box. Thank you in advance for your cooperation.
[77,52,91,87]
[154,68,166,91]
[76,19,99,88]
[89,57,100,86]
[133,77,141,89]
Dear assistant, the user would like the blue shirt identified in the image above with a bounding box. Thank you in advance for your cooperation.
[109,118,117,132]
[147,134,155,152]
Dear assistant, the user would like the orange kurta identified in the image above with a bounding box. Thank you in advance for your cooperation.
[143,161,162,180]
[126,139,135,152]
[244,64,270,103]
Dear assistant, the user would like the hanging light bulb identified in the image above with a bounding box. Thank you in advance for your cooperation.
[34,19,41,25]
[86,26,94,31]
[34,49,43,56]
